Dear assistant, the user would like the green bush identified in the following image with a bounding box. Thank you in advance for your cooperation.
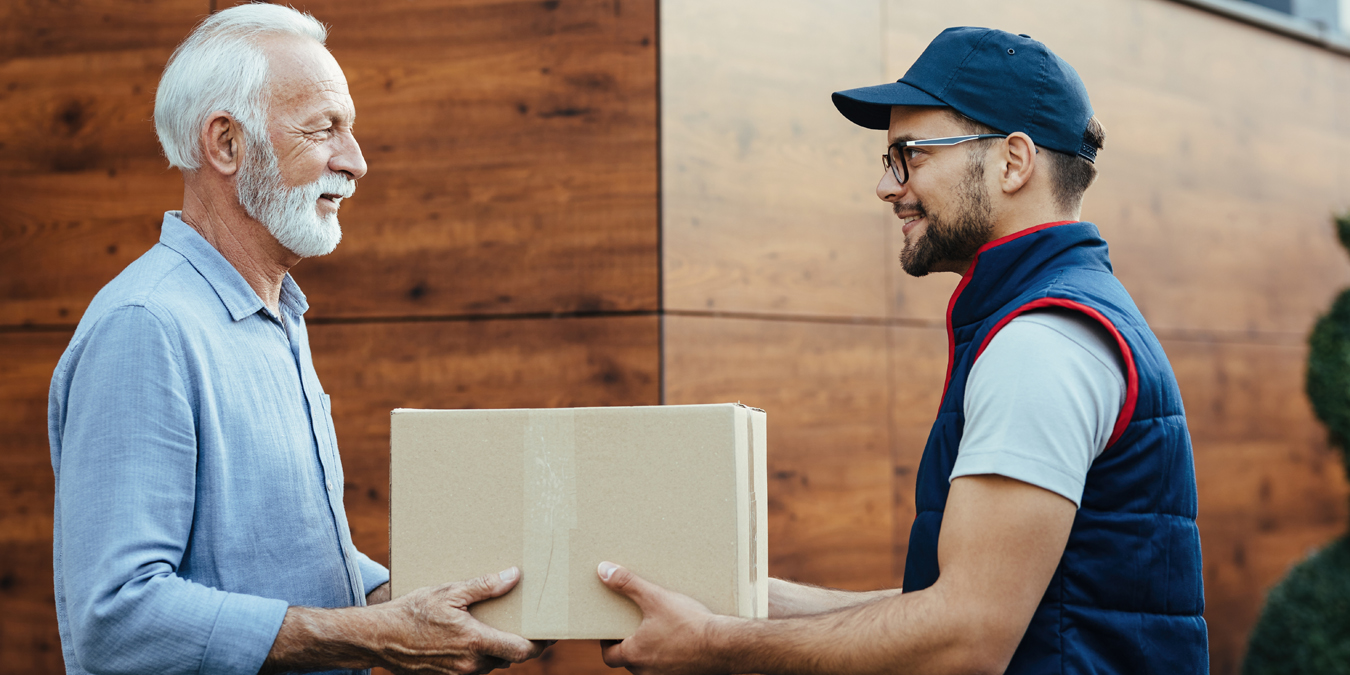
[1306,212,1350,477]
[1242,536,1350,675]
[1242,211,1350,675]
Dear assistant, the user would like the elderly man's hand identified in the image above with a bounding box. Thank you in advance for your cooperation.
[596,561,730,675]
[371,567,548,675]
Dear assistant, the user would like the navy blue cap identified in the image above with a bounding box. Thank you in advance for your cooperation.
[833,27,1098,162]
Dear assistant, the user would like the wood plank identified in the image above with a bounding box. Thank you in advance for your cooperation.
[0,2,200,333]
[661,0,903,320]
[0,0,205,61]
[0,172,178,327]
[663,314,893,591]
[0,542,64,675]
[0,47,178,176]
[0,331,70,675]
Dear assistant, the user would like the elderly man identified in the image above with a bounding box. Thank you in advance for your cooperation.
[48,5,541,674]
[592,27,1206,675]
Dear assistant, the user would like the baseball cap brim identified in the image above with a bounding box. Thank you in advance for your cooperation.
[832,80,946,130]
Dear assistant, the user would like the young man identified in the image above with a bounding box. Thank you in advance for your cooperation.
[593,27,1207,675]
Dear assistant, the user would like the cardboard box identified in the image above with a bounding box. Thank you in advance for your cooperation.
[389,403,768,639]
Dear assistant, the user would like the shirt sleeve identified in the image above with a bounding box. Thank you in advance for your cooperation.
[55,305,289,675]
[354,550,391,599]
[951,309,1126,507]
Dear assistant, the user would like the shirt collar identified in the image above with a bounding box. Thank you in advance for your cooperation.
[158,211,309,322]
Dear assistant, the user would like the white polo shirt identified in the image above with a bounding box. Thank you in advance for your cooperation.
[951,308,1127,507]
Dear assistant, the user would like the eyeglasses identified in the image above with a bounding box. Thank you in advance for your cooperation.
[883,134,1008,185]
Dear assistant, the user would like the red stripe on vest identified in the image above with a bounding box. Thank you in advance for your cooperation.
[972,298,1140,449]
[941,221,1079,401]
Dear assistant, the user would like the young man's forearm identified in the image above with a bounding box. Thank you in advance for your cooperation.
[709,586,997,675]
[768,578,903,618]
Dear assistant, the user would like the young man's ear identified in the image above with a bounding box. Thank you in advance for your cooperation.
[199,111,242,177]
[998,132,1037,195]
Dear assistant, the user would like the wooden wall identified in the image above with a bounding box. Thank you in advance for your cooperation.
[0,1,656,673]
[660,1,1350,675]
[3,0,1348,673]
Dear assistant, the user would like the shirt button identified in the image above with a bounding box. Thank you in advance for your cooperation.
[327,480,334,491]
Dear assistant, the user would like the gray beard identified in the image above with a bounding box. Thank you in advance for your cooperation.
[236,134,354,259]
[898,157,994,277]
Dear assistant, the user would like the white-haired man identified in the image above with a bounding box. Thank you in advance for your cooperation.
[47,6,543,674]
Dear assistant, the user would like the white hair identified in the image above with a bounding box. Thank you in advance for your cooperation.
[154,3,328,170]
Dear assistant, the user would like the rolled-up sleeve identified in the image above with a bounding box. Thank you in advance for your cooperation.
[354,551,390,599]
[56,306,288,675]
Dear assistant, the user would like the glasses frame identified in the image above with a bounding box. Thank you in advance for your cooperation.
[883,134,1008,185]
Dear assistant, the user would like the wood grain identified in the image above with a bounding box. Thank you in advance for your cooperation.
[0,331,71,675]
[661,0,901,320]
[0,172,179,327]
[663,314,894,591]
[0,3,194,329]
[0,0,205,62]
[0,542,64,674]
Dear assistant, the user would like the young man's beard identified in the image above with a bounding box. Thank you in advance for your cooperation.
[235,129,355,259]
[898,157,994,277]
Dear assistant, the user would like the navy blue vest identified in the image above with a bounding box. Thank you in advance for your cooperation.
[903,222,1208,673]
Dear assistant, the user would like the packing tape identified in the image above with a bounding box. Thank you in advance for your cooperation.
[522,409,578,636]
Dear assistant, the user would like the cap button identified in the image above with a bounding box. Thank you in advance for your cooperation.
[1019,33,1031,38]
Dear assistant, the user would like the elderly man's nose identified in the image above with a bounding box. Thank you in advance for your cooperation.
[331,133,367,180]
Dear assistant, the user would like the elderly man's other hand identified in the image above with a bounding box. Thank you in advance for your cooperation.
[596,561,729,675]
[262,567,546,675]
[373,567,547,675]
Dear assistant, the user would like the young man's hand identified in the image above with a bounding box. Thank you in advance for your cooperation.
[596,561,729,675]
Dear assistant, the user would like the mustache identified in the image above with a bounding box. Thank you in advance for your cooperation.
[893,201,925,217]
[309,172,357,199]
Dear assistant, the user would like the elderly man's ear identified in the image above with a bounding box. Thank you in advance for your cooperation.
[201,111,243,177]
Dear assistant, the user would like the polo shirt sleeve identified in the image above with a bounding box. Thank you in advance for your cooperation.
[951,309,1126,507]
[55,305,289,675]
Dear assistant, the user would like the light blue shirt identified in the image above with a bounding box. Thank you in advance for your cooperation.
[48,212,389,675]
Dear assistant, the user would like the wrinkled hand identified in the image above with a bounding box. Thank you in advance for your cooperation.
[597,562,728,675]
[373,568,548,675]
